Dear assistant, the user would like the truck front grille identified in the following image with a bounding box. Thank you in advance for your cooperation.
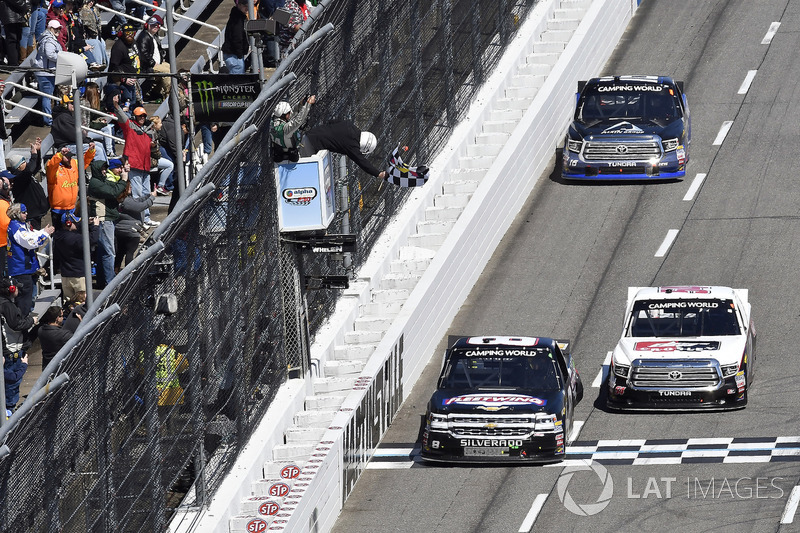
[630,360,720,388]
[584,141,661,160]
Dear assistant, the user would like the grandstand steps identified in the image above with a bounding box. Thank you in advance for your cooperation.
[284,426,327,444]
[441,179,480,196]
[369,288,411,304]
[304,393,348,410]
[360,299,404,316]
[504,83,539,100]
[433,192,472,209]
[464,142,503,158]
[448,167,486,181]
[312,376,357,395]
[542,29,576,43]
[272,442,316,460]
[344,329,384,344]
[518,61,553,76]
[293,410,337,428]
[512,73,548,89]
[390,256,430,275]
[474,130,511,146]
[547,17,582,31]
[495,96,533,111]
[491,107,525,121]
[353,315,394,332]
[524,51,561,67]
[554,7,589,20]
[333,342,378,361]
[263,460,307,478]
[532,40,566,54]
[424,204,466,222]
[407,232,448,250]
[457,154,492,170]
[482,119,518,134]
[323,359,364,377]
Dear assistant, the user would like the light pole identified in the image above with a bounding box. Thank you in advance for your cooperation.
[55,52,94,307]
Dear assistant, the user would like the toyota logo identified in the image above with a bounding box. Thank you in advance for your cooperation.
[615,145,628,154]
[668,371,682,380]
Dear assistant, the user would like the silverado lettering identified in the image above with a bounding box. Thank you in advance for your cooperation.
[460,439,524,447]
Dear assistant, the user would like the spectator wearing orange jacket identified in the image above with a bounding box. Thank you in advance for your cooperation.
[0,172,13,276]
[46,144,95,227]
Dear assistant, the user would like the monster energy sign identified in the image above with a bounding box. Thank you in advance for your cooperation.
[191,74,260,121]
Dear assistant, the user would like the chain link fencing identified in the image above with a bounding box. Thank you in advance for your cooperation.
[0,0,538,530]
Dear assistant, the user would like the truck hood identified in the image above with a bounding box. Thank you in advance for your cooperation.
[429,390,563,415]
[613,337,746,366]
[570,119,685,139]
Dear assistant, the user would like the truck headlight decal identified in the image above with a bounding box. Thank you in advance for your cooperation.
[567,139,583,153]
[662,138,679,151]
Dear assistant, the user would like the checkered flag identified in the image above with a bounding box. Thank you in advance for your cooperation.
[385,145,429,188]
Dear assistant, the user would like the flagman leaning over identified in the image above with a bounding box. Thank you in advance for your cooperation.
[270,95,316,163]
[299,119,388,180]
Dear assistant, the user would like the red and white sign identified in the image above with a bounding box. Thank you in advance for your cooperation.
[246,519,268,533]
[268,482,291,498]
[258,501,280,516]
[279,464,301,479]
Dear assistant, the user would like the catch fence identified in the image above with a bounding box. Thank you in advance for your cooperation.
[0,0,539,530]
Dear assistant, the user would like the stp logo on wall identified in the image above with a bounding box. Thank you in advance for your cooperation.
[280,464,301,479]
[268,482,291,498]
[246,518,268,532]
[258,501,280,516]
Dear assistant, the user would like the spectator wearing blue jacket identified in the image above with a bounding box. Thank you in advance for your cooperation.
[6,203,55,315]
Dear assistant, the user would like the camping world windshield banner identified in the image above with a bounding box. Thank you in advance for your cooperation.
[191,74,260,122]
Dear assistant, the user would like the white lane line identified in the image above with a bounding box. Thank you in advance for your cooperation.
[781,486,800,524]
[712,121,734,145]
[591,352,612,387]
[568,421,584,443]
[373,448,417,457]
[655,229,679,257]
[738,70,757,94]
[683,173,707,201]
[366,461,414,469]
[518,493,548,533]
[762,22,780,44]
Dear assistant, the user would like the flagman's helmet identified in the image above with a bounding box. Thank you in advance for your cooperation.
[273,101,292,117]
[359,131,377,155]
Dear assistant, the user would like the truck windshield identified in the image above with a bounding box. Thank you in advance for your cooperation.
[628,299,741,337]
[441,351,561,391]
[578,90,678,123]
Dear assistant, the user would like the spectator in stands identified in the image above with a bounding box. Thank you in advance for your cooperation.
[0,80,7,171]
[53,210,98,299]
[278,0,306,59]
[62,290,86,333]
[51,93,108,161]
[113,97,157,227]
[84,82,117,157]
[87,157,127,287]
[37,305,72,371]
[79,0,108,67]
[0,173,14,277]
[221,0,249,74]
[299,120,387,179]
[46,0,70,50]
[270,96,315,163]
[116,181,154,269]
[7,203,55,314]
[4,351,28,415]
[109,23,143,105]
[158,114,188,193]
[148,116,173,195]
[46,144,96,225]
[33,18,63,126]
[7,137,49,230]
[0,0,32,66]
[137,15,170,102]
[64,0,101,69]
[23,0,49,62]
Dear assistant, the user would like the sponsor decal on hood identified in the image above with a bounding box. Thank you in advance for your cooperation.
[443,394,547,409]
[601,121,644,134]
[633,341,720,352]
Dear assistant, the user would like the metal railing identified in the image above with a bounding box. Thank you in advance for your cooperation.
[96,3,223,72]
